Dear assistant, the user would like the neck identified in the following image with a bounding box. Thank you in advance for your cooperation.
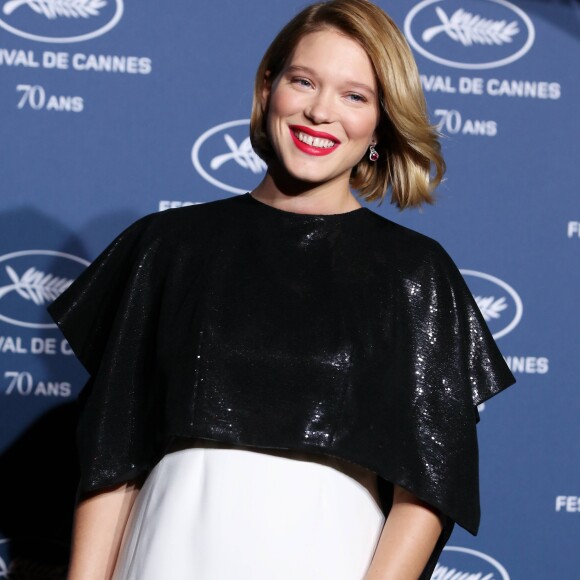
[251,166,362,216]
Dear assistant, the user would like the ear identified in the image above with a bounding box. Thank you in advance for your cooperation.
[261,70,272,111]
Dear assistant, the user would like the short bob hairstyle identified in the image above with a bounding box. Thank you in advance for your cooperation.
[250,0,445,209]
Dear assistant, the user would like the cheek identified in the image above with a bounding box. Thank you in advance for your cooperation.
[343,110,379,143]
[265,94,289,153]
[268,88,298,123]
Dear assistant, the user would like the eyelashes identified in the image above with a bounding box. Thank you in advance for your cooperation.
[292,77,313,89]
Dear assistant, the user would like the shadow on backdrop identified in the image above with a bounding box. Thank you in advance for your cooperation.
[0,206,140,579]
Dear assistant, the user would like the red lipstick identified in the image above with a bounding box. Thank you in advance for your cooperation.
[289,125,340,156]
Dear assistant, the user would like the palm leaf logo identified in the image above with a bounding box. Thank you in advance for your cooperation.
[474,295,508,321]
[2,0,107,19]
[0,265,73,304]
[210,135,267,174]
[422,7,520,46]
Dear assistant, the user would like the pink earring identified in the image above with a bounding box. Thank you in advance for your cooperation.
[369,144,379,162]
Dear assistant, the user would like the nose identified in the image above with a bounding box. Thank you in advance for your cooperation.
[304,90,334,125]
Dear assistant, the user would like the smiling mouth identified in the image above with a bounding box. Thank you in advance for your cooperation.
[294,130,335,148]
[289,125,340,156]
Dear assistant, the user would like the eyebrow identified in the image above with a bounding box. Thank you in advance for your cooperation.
[285,64,377,96]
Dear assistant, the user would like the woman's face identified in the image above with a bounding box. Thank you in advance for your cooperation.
[263,28,380,191]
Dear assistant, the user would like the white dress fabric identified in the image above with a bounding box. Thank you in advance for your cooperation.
[112,442,385,580]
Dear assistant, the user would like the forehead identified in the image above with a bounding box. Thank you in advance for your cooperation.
[287,28,376,87]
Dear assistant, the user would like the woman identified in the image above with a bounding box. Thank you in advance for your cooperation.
[49,1,515,579]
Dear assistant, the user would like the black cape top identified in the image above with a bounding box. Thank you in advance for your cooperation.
[48,193,515,576]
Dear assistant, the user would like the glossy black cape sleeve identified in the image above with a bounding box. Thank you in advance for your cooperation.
[400,241,515,521]
[390,241,515,579]
[408,242,516,408]
[47,213,163,491]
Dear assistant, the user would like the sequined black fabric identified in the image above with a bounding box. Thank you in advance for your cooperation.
[48,192,515,543]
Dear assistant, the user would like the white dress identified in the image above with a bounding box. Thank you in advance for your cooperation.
[112,440,385,580]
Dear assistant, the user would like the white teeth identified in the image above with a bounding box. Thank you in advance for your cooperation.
[294,131,335,148]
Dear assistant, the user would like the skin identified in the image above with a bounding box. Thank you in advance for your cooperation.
[252,28,379,214]
[364,486,444,579]
[67,483,140,580]
[67,28,443,580]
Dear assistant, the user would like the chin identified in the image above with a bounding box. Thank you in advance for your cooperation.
[284,159,343,183]
[287,169,337,186]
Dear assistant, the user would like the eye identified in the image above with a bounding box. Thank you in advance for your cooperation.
[292,77,314,89]
[346,93,367,103]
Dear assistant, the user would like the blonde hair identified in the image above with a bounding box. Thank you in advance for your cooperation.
[250,0,445,209]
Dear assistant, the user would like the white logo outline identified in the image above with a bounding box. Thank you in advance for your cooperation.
[191,119,266,195]
[460,269,523,339]
[0,0,123,43]
[438,545,510,579]
[404,0,535,70]
[0,250,89,329]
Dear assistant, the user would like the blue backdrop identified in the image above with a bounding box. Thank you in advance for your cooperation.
[1,1,578,578]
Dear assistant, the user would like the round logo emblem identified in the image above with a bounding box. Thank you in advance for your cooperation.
[404,0,535,70]
[191,119,266,194]
[0,0,123,43]
[460,269,523,340]
[0,250,88,329]
[435,546,510,579]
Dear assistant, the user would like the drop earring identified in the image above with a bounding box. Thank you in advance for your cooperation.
[369,144,379,162]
